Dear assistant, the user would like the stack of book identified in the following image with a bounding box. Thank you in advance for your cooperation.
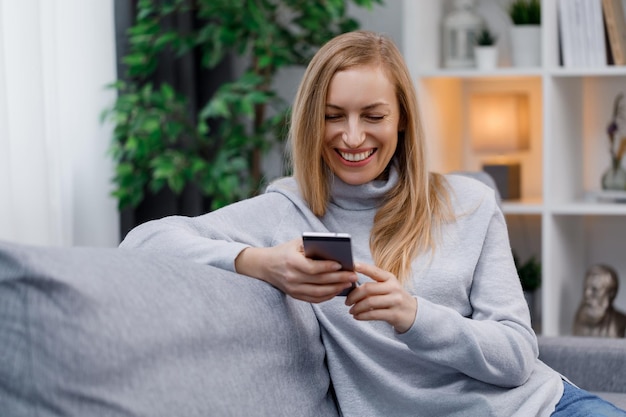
[559,0,626,67]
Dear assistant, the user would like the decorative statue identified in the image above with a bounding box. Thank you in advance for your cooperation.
[573,264,626,338]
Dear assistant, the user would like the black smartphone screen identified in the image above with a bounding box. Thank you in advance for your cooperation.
[302,232,355,296]
[302,232,354,271]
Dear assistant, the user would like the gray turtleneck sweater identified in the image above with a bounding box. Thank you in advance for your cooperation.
[120,168,563,417]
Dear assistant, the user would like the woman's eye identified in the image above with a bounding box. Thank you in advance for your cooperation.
[325,114,342,120]
[365,115,385,121]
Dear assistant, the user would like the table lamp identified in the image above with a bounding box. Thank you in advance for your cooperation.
[469,92,529,199]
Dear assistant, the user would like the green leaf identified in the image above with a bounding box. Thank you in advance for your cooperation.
[141,117,160,135]
[149,177,165,194]
[122,53,149,67]
[154,32,179,49]
[197,120,210,135]
[160,83,175,101]
[248,90,271,104]
[124,136,140,153]
[168,174,186,193]
[200,99,230,119]
[116,162,134,177]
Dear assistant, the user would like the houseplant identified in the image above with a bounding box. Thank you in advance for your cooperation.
[602,92,626,190]
[508,0,541,67]
[509,0,541,25]
[103,0,383,213]
[474,25,498,69]
[514,251,542,327]
[515,253,542,293]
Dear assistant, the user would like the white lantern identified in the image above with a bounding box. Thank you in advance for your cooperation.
[443,0,482,68]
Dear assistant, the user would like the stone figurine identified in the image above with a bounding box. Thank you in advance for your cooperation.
[573,264,626,338]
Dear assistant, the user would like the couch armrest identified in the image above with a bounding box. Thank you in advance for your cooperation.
[538,336,626,393]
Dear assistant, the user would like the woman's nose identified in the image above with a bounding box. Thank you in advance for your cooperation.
[342,119,365,148]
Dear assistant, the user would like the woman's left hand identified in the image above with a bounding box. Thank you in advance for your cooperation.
[345,262,418,334]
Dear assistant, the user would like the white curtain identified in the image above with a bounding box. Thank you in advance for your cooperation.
[0,0,119,247]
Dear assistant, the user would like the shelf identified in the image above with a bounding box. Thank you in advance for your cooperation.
[550,202,626,215]
[416,68,543,79]
[405,0,626,337]
[418,67,626,79]
[549,66,626,77]
[502,198,543,215]
[502,200,626,215]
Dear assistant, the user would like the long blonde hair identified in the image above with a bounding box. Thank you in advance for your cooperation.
[289,31,453,283]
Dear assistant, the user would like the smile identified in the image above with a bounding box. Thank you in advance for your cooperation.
[337,149,376,162]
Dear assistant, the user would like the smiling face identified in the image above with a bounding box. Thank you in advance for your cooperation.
[323,65,401,185]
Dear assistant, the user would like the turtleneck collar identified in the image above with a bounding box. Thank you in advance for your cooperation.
[329,163,399,211]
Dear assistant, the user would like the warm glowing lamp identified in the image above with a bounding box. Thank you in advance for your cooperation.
[469,93,530,199]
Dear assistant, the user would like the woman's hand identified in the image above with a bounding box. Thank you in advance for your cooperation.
[345,263,418,333]
[235,238,358,303]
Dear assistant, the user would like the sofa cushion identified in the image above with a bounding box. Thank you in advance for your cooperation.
[0,241,338,417]
[538,336,626,410]
[538,335,626,393]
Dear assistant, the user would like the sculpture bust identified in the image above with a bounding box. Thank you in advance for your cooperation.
[573,264,626,338]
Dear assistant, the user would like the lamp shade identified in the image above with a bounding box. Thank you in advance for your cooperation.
[469,93,530,153]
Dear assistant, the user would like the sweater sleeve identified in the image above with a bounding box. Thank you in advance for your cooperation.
[397,180,538,388]
[119,193,297,272]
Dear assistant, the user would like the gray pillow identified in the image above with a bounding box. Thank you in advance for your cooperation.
[0,241,338,417]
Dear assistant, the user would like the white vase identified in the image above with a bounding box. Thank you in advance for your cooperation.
[474,46,498,70]
[510,25,541,67]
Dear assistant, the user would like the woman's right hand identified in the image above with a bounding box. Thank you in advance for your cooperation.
[235,238,358,303]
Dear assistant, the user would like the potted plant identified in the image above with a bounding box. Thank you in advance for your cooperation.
[474,26,498,70]
[513,251,542,326]
[602,93,626,191]
[508,0,541,67]
[509,0,541,25]
[102,0,383,224]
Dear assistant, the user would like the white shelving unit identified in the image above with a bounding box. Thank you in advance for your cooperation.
[403,0,626,336]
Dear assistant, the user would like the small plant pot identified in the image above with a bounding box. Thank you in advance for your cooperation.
[510,25,541,67]
[474,46,498,70]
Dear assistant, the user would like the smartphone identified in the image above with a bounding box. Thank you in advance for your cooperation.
[302,232,356,296]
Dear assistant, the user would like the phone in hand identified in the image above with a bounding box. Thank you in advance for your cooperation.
[302,232,356,296]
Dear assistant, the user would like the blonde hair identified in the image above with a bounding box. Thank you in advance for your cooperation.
[289,31,453,283]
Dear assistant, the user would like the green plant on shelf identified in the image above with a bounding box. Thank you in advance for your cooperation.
[513,252,542,292]
[508,0,541,25]
[475,26,497,46]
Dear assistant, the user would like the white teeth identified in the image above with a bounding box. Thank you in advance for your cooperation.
[339,150,374,162]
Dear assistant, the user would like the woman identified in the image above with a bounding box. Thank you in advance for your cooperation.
[121,31,625,416]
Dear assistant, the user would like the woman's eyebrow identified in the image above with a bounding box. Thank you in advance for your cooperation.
[325,102,390,110]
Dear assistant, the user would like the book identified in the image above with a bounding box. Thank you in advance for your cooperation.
[560,0,609,67]
[559,0,592,67]
[560,0,582,66]
[602,0,626,65]
[559,0,576,67]
[586,0,608,67]
[579,0,593,66]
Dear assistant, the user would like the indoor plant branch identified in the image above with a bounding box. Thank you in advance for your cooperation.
[103,0,383,211]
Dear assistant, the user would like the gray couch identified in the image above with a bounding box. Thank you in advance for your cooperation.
[1,241,625,416]
[538,335,626,409]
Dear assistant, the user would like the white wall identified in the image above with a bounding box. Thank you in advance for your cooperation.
[0,0,119,247]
